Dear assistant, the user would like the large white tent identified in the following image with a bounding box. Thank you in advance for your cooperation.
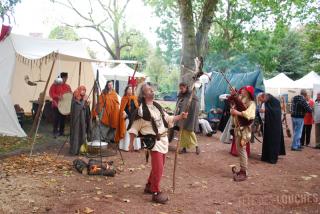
[294,71,320,89]
[96,63,146,96]
[0,34,97,137]
[264,73,299,99]
[264,73,295,89]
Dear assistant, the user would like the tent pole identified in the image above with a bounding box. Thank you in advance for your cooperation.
[29,55,57,156]
[78,62,82,87]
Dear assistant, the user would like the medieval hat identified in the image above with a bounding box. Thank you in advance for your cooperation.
[60,72,68,78]
[239,85,255,100]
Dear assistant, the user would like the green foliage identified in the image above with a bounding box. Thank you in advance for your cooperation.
[119,29,152,66]
[276,31,306,79]
[301,23,320,73]
[144,47,179,96]
[0,0,21,23]
[144,0,180,64]
[246,30,280,77]
[146,0,319,81]
[48,26,80,41]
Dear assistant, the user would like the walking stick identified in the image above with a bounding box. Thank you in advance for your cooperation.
[173,57,203,193]
[173,85,196,193]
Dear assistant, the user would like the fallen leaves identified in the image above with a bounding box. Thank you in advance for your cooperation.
[83,207,94,214]
[104,194,113,198]
[301,176,312,181]
[123,184,130,188]
[1,153,72,177]
[123,198,130,203]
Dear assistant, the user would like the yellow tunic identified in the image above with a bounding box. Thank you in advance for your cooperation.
[232,97,256,147]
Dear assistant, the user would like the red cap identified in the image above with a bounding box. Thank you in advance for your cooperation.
[239,85,254,100]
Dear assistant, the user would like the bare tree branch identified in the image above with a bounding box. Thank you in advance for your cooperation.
[80,37,106,49]
[97,0,115,22]
[65,0,91,22]
[119,0,130,17]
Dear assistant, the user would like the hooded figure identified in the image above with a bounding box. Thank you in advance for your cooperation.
[258,93,286,164]
[69,86,91,155]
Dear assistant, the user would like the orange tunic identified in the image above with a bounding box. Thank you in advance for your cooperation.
[93,90,120,129]
[115,95,139,142]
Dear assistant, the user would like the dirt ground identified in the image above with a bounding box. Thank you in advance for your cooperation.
[0,127,320,214]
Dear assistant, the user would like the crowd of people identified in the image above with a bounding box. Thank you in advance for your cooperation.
[47,71,320,204]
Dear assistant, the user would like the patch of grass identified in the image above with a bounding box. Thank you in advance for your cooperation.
[0,136,30,153]
[157,100,176,111]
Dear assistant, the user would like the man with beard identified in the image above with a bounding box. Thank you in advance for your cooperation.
[128,83,187,204]
[175,82,200,155]
[258,93,286,164]
[229,86,256,182]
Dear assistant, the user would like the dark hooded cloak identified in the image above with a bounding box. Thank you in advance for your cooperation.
[261,94,286,164]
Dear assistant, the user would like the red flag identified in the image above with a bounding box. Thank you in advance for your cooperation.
[0,25,12,42]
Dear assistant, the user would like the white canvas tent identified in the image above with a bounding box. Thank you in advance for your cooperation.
[294,71,320,89]
[96,63,146,96]
[0,34,97,137]
[264,73,298,99]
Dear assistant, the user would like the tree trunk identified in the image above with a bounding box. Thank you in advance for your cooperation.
[196,0,218,57]
[178,0,197,84]
[114,20,121,60]
[178,0,218,84]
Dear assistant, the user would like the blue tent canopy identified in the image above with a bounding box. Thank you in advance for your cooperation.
[204,69,265,114]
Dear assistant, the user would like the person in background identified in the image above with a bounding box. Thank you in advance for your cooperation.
[117,85,140,151]
[49,72,71,138]
[258,93,286,164]
[290,89,312,151]
[198,111,215,137]
[300,95,314,147]
[314,92,320,149]
[93,80,120,143]
[175,82,200,155]
[69,86,91,155]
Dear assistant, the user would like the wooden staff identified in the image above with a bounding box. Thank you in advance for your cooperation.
[29,54,57,156]
[78,62,82,87]
[173,84,196,193]
[173,57,202,193]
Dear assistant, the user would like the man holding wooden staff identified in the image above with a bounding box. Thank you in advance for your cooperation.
[128,83,188,204]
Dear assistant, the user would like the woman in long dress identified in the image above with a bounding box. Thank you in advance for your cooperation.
[69,86,91,155]
[117,85,141,151]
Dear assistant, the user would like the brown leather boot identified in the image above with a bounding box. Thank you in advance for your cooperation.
[144,183,153,194]
[152,192,169,204]
[233,169,247,182]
